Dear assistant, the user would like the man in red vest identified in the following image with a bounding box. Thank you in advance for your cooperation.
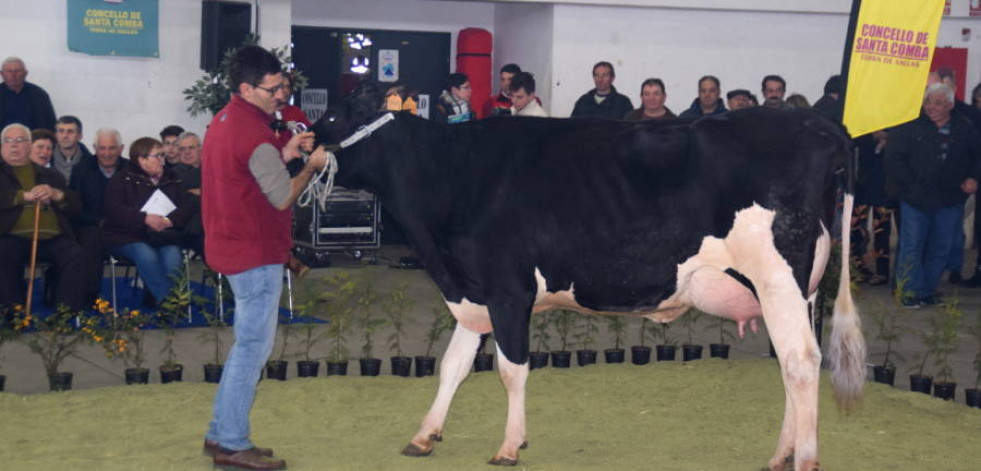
[200,45,327,471]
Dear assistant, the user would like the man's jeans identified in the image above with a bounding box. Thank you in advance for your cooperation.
[206,264,283,451]
[110,242,181,302]
[895,202,962,301]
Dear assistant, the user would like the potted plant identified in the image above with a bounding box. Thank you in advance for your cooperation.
[474,333,495,372]
[530,312,551,369]
[967,313,981,408]
[928,300,962,401]
[681,309,704,361]
[604,315,626,364]
[868,302,905,386]
[92,300,152,385]
[197,299,229,383]
[356,281,386,377]
[322,272,357,376]
[704,314,736,359]
[573,312,598,366]
[908,341,933,395]
[266,308,295,381]
[13,303,95,391]
[654,322,678,361]
[156,276,193,384]
[550,310,575,368]
[386,282,413,376]
[631,318,654,365]
[417,303,454,377]
[295,322,324,378]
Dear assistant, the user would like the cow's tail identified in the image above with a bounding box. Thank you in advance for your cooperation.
[828,185,866,411]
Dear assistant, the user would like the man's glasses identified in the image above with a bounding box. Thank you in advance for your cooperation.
[178,145,199,153]
[253,82,286,95]
[143,153,165,160]
[2,136,29,144]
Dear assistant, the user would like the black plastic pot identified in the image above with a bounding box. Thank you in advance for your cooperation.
[296,360,319,378]
[360,358,381,376]
[160,364,184,384]
[872,365,895,386]
[124,367,150,385]
[630,346,652,365]
[391,356,413,377]
[682,344,703,361]
[204,364,224,383]
[966,388,981,408]
[551,351,572,368]
[909,374,932,394]
[48,372,73,391]
[0,374,6,391]
[326,361,348,376]
[265,360,288,381]
[604,348,625,364]
[933,381,956,401]
[709,343,730,359]
[656,345,677,361]
[415,356,437,377]
[576,349,598,366]
[473,353,494,372]
[529,351,549,370]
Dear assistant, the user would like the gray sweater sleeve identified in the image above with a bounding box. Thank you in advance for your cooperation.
[248,143,291,208]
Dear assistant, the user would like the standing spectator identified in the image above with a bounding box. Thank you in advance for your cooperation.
[812,75,842,120]
[433,73,474,123]
[483,63,521,118]
[0,123,85,313]
[761,74,788,109]
[509,72,547,117]
[785,94,811,109]
[678,75,726,119]
[159,125,184,168]
[852,130,893,286]
[273,73,311,150]
[0,57,56,132]
[70,127,129,304]
[571,61,633,119]
[29,129,55,168]
[624,78,675,121]
[103,137,192,307]
[726,89,755,111]
[51,115,93,182]
[887,83,981,307]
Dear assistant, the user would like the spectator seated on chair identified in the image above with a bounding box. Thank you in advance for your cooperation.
[103,137,192,306]
[0,123,86,315]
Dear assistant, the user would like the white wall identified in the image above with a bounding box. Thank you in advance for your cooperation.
[0,0,290,147]
[493,2,554,111]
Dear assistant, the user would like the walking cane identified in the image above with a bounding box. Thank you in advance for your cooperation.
[24,202,42,317]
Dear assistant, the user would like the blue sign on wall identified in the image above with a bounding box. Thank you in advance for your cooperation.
[67,0,159,57]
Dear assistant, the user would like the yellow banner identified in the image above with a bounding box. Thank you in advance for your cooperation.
[842,0,945,137]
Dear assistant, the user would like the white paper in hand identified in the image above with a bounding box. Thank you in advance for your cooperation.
[140,189,176,216]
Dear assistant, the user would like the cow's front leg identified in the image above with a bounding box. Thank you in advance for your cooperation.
[488,342,529,466]
[402,323,481,457]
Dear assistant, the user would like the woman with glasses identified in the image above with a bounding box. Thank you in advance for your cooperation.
[103,137,192,307]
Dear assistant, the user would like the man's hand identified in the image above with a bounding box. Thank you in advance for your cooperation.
[23,185,64,204]
[962,177,978,195]
[144,214,173,232]
[282,131,315,163]
[305,146,329,172]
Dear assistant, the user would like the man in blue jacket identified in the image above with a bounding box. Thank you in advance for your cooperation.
[0,58,55,132]
[571,61,633,119]
[678,75,727,119]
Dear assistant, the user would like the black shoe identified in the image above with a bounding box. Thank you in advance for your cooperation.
[919,295,945,308]
[949,271,963,286]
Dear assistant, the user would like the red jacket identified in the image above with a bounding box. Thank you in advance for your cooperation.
[202,95,293,275]
[274,104,312,149]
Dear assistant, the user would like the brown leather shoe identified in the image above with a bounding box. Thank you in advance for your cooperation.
[213,447,286,470]
[204,440,273,457]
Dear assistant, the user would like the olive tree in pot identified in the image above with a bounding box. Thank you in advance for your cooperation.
[417,303,455,377]
[631,318,655,365]
[927,301,962,401]
[197,300,229,383]
[529,311,551,369]
[573,313,599,366]
[605,316,626,364]
[681,309,704,361]
[356,279,386,377]
[704,314,736,359]
[386,282,413,377]
[868,302,905,386]
[322,272,357,376]
[966,313,981,408]
[550,310,575,368]
[654,322,678,361]
[266,308,295,381]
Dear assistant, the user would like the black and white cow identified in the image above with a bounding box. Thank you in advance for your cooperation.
[313,82,865,471]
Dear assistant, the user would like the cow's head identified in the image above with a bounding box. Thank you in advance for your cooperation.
[311,80,409,149]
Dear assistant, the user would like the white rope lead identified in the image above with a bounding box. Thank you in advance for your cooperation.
[297,151,338,211]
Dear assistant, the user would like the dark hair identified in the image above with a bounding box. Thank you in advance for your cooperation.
[227,45,283,93]
[500,63,521,75]
[159,125,184,140]
[129,137,162,161]
[593,61,615,78]
[640,78,665,95]
[509,72,536,95]
[445,73,469,92]
[761,75,786,92]
[31,128,55,146]
[785,94,811,109]
[56,115,82,133]
[698,75,720,90]
[823,75,842,95]
[973,82,981,104]
[726,89,752,100]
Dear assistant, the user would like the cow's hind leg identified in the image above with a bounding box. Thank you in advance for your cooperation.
[402,322,482,457]
[488,341,530,466]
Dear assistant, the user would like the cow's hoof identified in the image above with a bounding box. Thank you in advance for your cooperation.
[488,456,519,466]
[401,442,433,457]
[520,441,528,450]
